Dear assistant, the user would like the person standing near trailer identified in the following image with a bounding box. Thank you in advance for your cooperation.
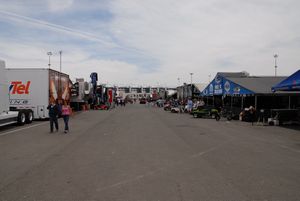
[187,98,193,113]
[249,106,256,126]
[61,100,71,133]
[47,98,59,133]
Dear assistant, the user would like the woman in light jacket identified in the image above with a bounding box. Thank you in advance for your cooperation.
[61,100,71,133]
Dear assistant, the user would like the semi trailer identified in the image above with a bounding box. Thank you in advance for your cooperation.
[0,60,24,126]
[0,60,70,127]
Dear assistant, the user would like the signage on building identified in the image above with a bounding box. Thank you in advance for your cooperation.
[201,76,255,96]
[224,81,230,93]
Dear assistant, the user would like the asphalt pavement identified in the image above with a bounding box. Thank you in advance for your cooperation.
[0,104,299,201]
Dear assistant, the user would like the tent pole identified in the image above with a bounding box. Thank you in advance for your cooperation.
[255,95,257,109]
[222,95,224,107]
[231,96,233,110]
[289,96,291,109]
[241,96,244,110]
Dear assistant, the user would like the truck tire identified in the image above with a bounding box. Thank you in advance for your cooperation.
[25,110,33,124]
[17,111,26,126]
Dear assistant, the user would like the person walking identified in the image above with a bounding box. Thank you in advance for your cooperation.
[249,106,256,126]
[187,98,193,113]
[47,98,59,133]
[61,100,71,133]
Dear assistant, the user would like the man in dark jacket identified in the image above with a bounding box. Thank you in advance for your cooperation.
[47,99,59,133]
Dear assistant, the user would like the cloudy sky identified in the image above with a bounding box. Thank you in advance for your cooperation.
[0,0,299,86]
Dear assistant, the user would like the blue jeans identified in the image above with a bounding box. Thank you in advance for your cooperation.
[63,115,69,131]
[49,116,58,132]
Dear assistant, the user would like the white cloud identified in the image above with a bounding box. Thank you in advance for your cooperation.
[0,0,300,87]
[64,59,140,85]
[0,39,142,85]
[108,0,300,84]
[0,10,117,47]
[48,0,74,12]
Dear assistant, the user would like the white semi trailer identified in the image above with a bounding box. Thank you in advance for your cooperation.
[0,60,70,127]
[0,60,27,126]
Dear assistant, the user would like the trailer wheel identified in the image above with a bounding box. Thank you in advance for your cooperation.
[17,111,26,126]
[25,110,33,124]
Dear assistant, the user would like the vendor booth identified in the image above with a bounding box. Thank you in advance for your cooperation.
[201,72,289,121]
[201,73,286,108]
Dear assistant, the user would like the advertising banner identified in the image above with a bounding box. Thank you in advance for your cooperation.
[49,70,70,103]
[201,75,254,96]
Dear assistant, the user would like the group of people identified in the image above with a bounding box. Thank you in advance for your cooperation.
[115,98,126,106]
[47,98,72,133]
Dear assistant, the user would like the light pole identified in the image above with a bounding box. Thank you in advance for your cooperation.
[58,50,63,102]
[190,73,193,99]
[59,50,62,72]
[190,73,193,84]
[274,54,278,77]
[47,51,52,68]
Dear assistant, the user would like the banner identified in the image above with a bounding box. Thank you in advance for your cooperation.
[108,89,113,103]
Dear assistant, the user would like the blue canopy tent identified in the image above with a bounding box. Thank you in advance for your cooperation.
[271,70,300,123]
[201,72,288,110]
[201,74,255,110]
[272,70,300,91]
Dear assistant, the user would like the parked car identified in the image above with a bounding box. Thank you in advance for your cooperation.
[139,98,146,104]
[94,104,109,110]
[164,103,171,111]
[171,107,180,113]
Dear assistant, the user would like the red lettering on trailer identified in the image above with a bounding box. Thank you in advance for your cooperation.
[10,81,31,94]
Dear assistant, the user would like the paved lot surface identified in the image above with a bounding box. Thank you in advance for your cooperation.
[0,104,300,201]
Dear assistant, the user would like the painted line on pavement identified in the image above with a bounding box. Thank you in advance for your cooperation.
[97,170,160,192]
[0,122,48,137]
[279,144,300,153]
[97,139,236,192]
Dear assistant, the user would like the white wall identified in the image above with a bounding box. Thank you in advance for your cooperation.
[0,60,9,113]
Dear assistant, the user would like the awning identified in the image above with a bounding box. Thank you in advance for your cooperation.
[272,70,300,91]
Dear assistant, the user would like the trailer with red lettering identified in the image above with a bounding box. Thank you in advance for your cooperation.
[0,60,26,126]
[7,68,70,120]
[0,60,70,126]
